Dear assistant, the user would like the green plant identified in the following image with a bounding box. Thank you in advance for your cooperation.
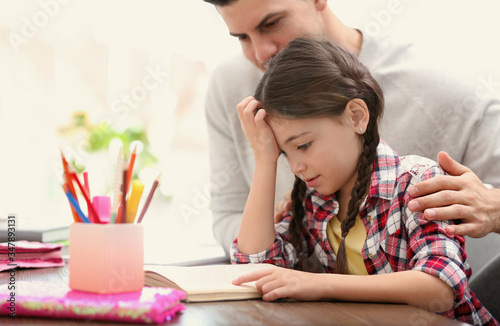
[62,112,158,175]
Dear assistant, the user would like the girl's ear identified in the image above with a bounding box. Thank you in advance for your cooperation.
[346,99,369,134]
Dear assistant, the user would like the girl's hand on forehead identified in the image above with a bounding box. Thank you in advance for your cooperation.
[237,96,280,164]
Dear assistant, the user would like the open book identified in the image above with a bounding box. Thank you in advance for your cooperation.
[144,263,278,302]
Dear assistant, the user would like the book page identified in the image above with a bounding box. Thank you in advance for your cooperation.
[145,263,277,293]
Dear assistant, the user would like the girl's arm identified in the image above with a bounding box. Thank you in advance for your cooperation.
[235,96,280,254]
[233,268,454,312]
[321,270,454,312]
[237,160,277,254]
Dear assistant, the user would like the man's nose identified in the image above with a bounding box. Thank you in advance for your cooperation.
[253,38,278,68]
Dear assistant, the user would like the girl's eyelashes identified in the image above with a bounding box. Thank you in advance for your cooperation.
[279,142,311,157]
[297,142,311,151]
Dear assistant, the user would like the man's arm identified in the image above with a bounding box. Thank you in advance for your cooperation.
[205,59,256,256]
[206,96,248,256]
[408,151,500,237]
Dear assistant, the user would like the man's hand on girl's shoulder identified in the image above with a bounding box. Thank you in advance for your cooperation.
[408,151,500,238]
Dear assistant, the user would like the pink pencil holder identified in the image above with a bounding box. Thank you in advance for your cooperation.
[69,223,144,294]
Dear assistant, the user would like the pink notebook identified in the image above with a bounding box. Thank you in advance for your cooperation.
[0,281,186,324]
[0,241,64,272]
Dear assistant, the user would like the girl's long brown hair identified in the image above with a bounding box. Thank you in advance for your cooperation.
[254,37,384,274]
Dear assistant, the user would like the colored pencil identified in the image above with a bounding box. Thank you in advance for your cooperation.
[119,168,128,224]
[83,171,90,191]
[137,173,161,224]
[83,171,94,222]
[63,183,90,223]
[110,148,124,223]
[71,171,101,224]
[126,144,137,193]
[60,150,80,222]
[126,180,144,223]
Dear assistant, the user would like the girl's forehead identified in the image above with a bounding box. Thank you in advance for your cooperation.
[267,116,303,133]
[267,117,318,143]
[268,115,348,144]
[268,116,340,132]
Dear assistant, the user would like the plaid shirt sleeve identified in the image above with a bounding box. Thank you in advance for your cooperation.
[230,212,306,269]
[403,164,468,308]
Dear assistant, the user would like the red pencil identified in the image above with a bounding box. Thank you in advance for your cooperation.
[137,173,161,223]
[71,171,101,224]
[83,171,94,222]
[61,150,80,222]
[126,144,137,193]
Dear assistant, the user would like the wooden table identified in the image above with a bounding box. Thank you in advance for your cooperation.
[0,266,469,326]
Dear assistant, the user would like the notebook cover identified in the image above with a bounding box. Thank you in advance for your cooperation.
[0,241,63,253]
[0,281,186,324]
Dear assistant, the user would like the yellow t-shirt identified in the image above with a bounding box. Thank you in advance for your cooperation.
[326,215,369,275]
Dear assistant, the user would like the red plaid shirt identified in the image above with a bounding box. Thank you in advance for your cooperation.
[231,141,497,325]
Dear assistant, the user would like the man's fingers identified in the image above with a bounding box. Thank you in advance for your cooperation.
[274,197,292,223]
[409,175,464,200]
[284,190,291,202]
[274,200,285,216]
[446,223,476,237]
[408,189,467,212]
[274,190,292,222]
[274,212,283,224]
[421,204,472,221]
[437,151,472,177]
[408,153,472,200]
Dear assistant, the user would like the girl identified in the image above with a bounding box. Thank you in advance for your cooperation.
[231,37,496,325]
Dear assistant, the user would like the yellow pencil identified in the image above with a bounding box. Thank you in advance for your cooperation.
[126,179,144,223]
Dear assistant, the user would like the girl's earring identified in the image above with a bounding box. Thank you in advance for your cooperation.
[358,127,364,134]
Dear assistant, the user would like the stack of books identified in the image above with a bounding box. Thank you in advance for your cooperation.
[0,218,70,262]
[0,241,65,272]
[0,218,70,243]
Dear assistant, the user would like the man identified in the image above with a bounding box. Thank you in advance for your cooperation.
[203,0,500,257]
